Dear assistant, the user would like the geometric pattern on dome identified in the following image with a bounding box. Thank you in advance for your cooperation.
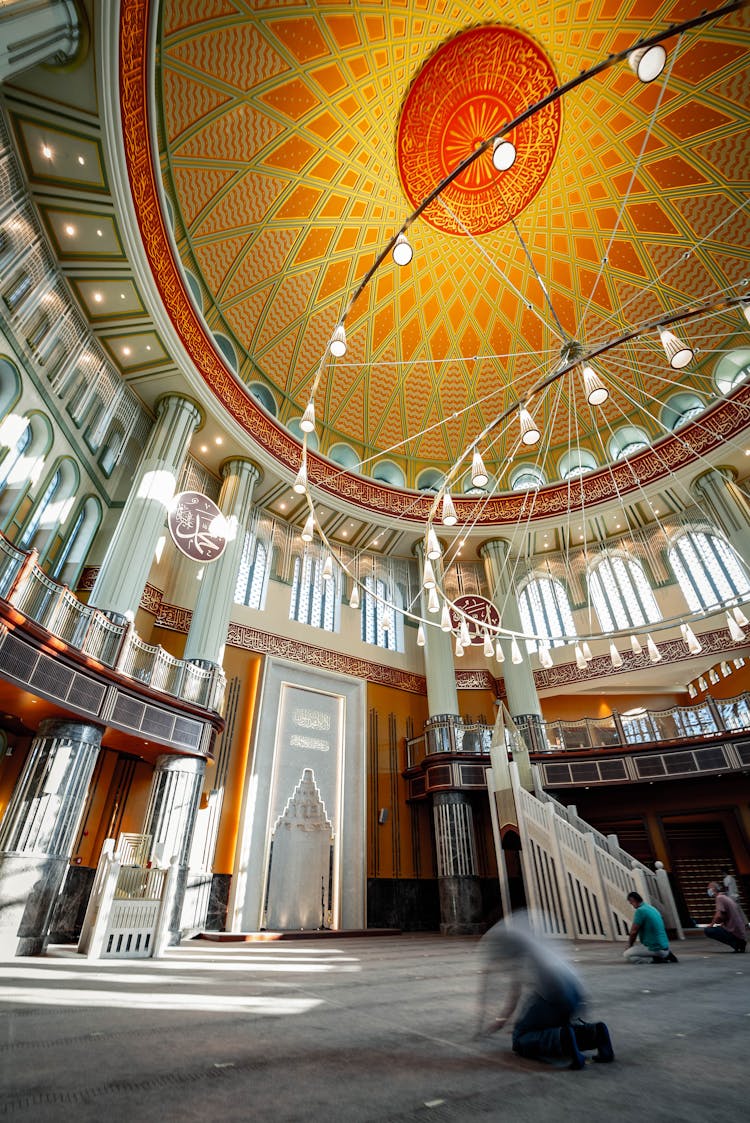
[155,0,750,493]
[396,27,561,235]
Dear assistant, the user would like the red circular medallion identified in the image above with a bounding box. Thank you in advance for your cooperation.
[397,26,561,235]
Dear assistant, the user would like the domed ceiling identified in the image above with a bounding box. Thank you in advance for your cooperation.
[138,0,749,516]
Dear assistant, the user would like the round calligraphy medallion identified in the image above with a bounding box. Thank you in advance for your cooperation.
[450,594,502,644]
[396,26,561,235]
[168,491,227,562]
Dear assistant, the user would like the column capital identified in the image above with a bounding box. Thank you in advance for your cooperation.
[219,457,263,485]
[154,392,204,431]
[478,537,512,562]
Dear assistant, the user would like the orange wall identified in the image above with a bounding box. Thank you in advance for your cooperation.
[541,691,683,722]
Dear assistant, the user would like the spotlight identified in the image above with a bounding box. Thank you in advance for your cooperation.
[483,632,494,658]
[630,634,643,655]
[440,604,452,632]
[681,623,702,655]
[293,458,307,494]
[329,324,347,357]
[426,527,442,561]
[732,606,749,626]
[427,586,440,613]
[659,327,693,369]
[300,401,316,433]
[628,44,667,83]
[392,233,413,266]
[321,554,334,582]
[471,448,489,488]
[349,583,360,609]
[460,619,472,647]
[539,644,554,669]
[582,364,609,406]
[492,137,516,172]
[574,644,587,670]
[519,407,540,446]
[511,637,523,664]
[495,639,505,663]
[727,611,745,643]
[582,641,593,662]
[646,634,662,663]
[609,642,623,668]
[417,623,425,647]
[422,558,436,590]
[301,512,315,542]
[455,635,464,657]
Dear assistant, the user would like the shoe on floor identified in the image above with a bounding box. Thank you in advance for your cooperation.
[592,1022,615,1063]
[666,951,679,962]
[561,1025,587,1070]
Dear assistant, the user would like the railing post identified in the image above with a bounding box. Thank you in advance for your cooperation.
[5,547,39,604]
[655,861,684,939]
[705,694,723,732]
[115,619,135,672]
[612,709,625,746]
[153,856,180,958]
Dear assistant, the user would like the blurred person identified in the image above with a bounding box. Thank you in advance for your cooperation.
[704,881,747,953]
[720,867,748,928]
[478,913,614,1069]
[624,892,678,964]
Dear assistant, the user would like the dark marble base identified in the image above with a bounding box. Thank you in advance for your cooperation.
[206,873,231,930]
[49,864,96,943]
[0,852,68,956]
[367,878,441,931]
[438,874,485,936]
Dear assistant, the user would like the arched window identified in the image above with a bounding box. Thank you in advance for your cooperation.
[714,348,750,395]
[669,529,750,611]
[248,382,277,416]
[234,534,270,610]
[609,426,650,461]
[50,496,102,586]
[289,551,339,631]
[372,460,406,488]
[558,449,597,480]
[589,554,661,631]
[328,443,360,470]
[18,458,78,553]
[0,419,31,492]
[99,423,126,476]
[362,576,404,652]
[0,355,21,417]
[518,575,576,651]
[510,464,546,491]
[661,392,704,431]
[416,468,443,493]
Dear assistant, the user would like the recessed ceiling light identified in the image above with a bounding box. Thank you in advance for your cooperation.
[279,502,286,511]
[120,292,126,299]
[145,344,151,351]
[77,155,85,165]
[122,346,131,356]
[64,224,75,236]
[215,436,223,445]
[96,228,103,237]
[92,291,103,303]
[200,445,208,453]
[41,144,53,160]
[342,529,348,537]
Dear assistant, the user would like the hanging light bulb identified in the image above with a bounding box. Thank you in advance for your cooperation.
[349,583,359,610]
[646,634,662,663]
[511,637,523,664]
[460,618,471,647]
[492,136,516,172]
[539,644,554,669]
[440,491,458,525]
[628,44,667,83]
[582,641,593,663]
[471,448,489,488]
[426,527,442,561]
[440,603,452,632]
[427,586,440,613]
[495,638,505,663]
[417,622,426,647]
[681,622,702,655]
[582,364,609,406]
[726,611,745,643]
[630,634,643,655]
[708,667,720,685]
[329,324,347,357]
[732,605,749,626]
[519,407,541,446]
[659,327,693,369]
[293,457,308,494]
[392,232,413,266]
[422,557,436,589]
[321,553,334,582]
[483,632,494,658]
[301,511,315,542]
[455,635,464,657]
[609,642,623,669]
[300,401,316,433]
[382,607,393,632]
[697,675,709,692]
[574,644,587,670]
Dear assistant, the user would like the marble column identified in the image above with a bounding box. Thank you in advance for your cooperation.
[183,458,261,667]
[0,0,81,82]
[432,792,483,935]
[480,539,541,778]
[416,545,483,934]
[691,468,750,572]
[142,753,206,944]
[0,719,102,956]
[88,394,202,621]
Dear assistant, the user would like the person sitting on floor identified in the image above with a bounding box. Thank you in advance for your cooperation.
[479,913,615,1069]
[704,882,747,953]
[624,891,679,964]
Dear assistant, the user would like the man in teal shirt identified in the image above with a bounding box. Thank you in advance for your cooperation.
[624,892,679,963]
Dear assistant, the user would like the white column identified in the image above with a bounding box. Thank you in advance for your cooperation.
[183,458,261,666]
[88,394,202,620]
[480,538,543,721]
[0,0,81,82]
[415,544,459,717]
[691,468,750,571]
